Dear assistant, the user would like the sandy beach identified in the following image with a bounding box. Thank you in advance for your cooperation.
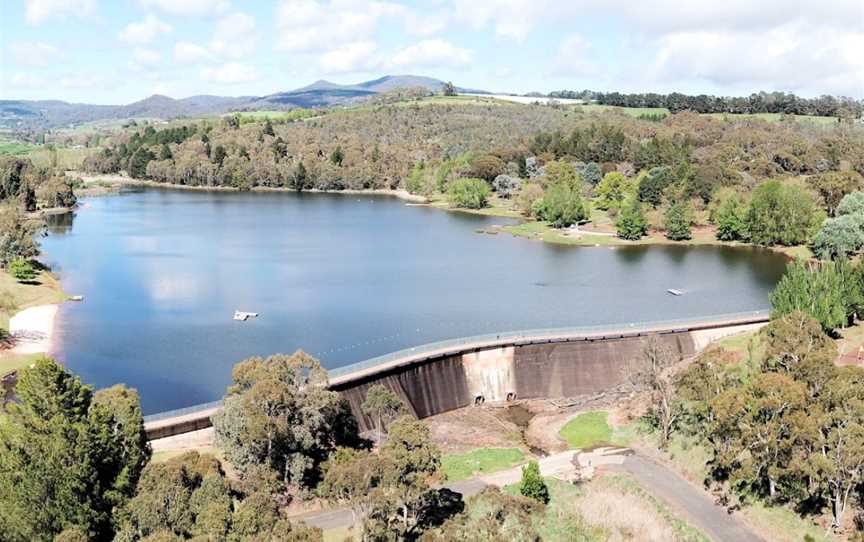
[7,304,59,355]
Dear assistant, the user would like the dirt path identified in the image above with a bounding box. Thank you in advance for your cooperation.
[610,455,764,542]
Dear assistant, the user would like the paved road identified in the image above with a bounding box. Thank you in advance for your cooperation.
[610,455,764,542]
[295,451,764,541]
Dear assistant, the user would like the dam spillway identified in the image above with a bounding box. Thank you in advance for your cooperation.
[144,311,768,439]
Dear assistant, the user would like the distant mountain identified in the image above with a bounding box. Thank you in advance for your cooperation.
[0,75,489,130]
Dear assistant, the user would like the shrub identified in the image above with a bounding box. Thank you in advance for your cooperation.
[448,178,491,209]
[616,198,648,240]
[811,214,864,260]
[518,461,549,504]
[492,175,521,198]
[575,162,602,186]
[837,191,864,217]
[664,201,692,241]
[8,258,36,282]
[516,183,544,216]
[533,182,588,228]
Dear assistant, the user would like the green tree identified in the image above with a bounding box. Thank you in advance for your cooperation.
[468,155,505,183]
[0,358,150,542]
[542,160,581,189]
[448,178,491,209]
[442,82,457,97]
[263,118,275,137]
[638,166,674,207]
[8,257,36,282]
[769,260,852,333]
[714,193,747,241]
[129,147,156,178]
[664,201,692,241]
[518,460,549,504]
[330,146,344,166]
[746,180,819,246]
[810,171,863,216]
[159,144,173,161]
[361,384,407,443]
[615,197,648,240]
[212,145,226,167]
[212,351,360,490]
[420,487,545,541]
[594,171,635,210]
[0,204,40,266]
[533,181,588,228]
[360,416,455,540]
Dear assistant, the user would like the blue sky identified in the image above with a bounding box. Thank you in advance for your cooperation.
[2,0,862,104]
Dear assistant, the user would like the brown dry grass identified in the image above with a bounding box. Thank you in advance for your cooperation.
[575,482,680,541]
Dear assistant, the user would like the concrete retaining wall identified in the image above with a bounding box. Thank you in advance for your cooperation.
[144,317,767,440]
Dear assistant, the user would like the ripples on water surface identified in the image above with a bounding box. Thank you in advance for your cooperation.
[41,188,787,413]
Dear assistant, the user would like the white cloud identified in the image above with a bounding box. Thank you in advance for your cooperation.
[174,42,213,64]
[655,23,864,97]
[8,41,62,67]
[118,15,172,45]
[24,0,96,25]
[60,72,106,89]
[275,0,402,52]
[551,34,596,77]
[10,73,47,88]
[140,0,230,18]
[200,62,259,83]
[390,40,473,69]
[209,12,257,59]
[319,41,379,73]
[131,47,161,67]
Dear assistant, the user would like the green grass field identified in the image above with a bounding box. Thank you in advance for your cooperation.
[559,411,614,449]
[0,139,35,156]
[577,104,670,117]
[441,447,526,481]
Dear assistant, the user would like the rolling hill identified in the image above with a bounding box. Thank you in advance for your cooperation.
[0,75,487,130]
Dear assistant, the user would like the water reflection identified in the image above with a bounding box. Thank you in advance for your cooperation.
[41,189,788,413]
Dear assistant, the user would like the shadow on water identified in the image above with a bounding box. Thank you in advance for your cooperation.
[44,211,75,235]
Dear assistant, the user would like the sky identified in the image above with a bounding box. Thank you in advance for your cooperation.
[1,0,863,104]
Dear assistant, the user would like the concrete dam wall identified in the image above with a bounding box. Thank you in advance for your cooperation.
[334,332,694,432]
[144,314,767,439]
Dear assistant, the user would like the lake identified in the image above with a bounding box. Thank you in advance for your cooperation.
[41,188,788,414]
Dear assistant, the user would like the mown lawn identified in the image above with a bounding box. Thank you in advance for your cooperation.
[559,411,613,449]
[0,269,66,331]
[0,352,43,377]
[441,447,525,481]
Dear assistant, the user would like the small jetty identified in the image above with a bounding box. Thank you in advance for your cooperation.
[233,311,259,321]
[667,289,684,296]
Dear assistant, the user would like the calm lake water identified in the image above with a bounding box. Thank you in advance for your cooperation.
[41,188,787,414]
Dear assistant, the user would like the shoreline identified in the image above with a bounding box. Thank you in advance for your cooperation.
[68,172,806,260]
[68,171,429,203]
[7,304,59,356]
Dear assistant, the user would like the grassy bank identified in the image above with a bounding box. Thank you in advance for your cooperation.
[0,269,65,331]
[441,447,525,481]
